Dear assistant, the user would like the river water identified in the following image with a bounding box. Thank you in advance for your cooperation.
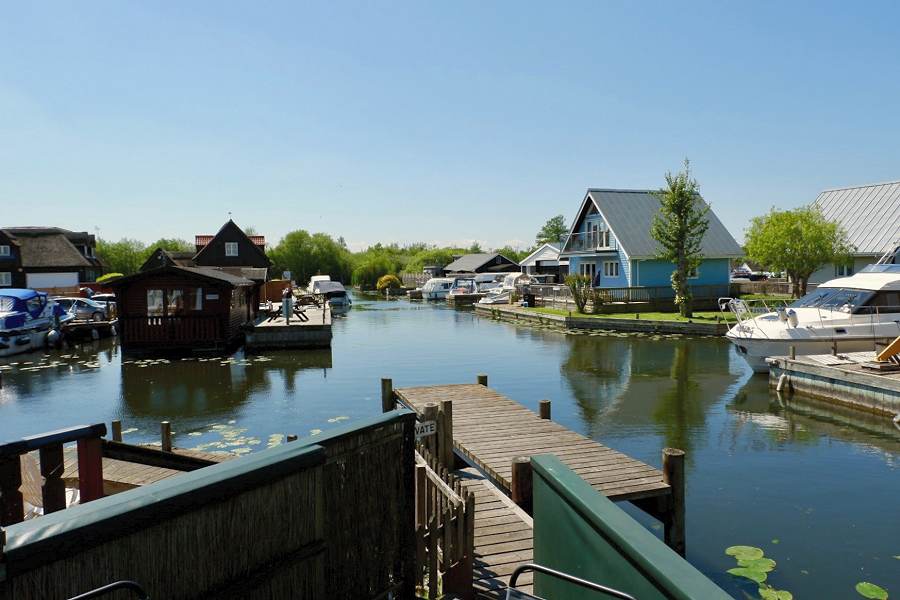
[1,295,897,598]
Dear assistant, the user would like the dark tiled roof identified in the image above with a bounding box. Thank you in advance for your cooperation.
[443,253,517,273]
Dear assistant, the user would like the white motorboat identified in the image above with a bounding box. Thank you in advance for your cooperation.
[0,289,71,358]
[309,279,352,314]
[307,275,331,293]
[478,273,533,305]
[447,277,477,297]
[474,273,505,293]
[723,263,900,373]
[421,277,454,300]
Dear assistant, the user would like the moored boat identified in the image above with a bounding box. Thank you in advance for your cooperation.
[478,273,533,305]
[309,278,352,314]
[421,277,454,300]
[0,289,71,358]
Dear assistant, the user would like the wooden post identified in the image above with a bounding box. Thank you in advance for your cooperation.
[440,399,454,468]
[477,373,488,387]
[832,340,838,356]
[381,377,394,412]
[539,399,551,420]
[161,421,172,452]
[789,345,796,360]
[423,403,439,459]
[76,437,104,503]
[662,447,686,556]
[111,420,123,442]
[427,514,439,600]
[510,456,533,514]
[39,443,66,514]
[0,455,24,525]
[415,464,427,527]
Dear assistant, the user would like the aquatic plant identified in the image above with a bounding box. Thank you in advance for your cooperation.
[856,581,889,599]
[724,545,790,599]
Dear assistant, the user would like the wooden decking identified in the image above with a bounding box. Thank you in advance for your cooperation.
[457,467,534,599]
[395,383,670,502]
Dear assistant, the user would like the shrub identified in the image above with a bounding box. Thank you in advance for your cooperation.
[565,274,592,313]
[96,272,124,284]
[376,274,402,291]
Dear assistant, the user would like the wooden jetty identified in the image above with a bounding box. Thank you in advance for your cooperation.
[390,377,685,557]
[448,293,485,306]
[244,303,332,350]
[60,318,117,343]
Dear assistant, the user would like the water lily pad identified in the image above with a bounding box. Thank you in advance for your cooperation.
[738,557,776,572]
[327,415,350,423]
[726,567,767,583]
[725,546,764,561]
[759,588,792,600]
[855,582,888,599]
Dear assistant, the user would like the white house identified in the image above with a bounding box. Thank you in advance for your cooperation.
[518,243,568,281]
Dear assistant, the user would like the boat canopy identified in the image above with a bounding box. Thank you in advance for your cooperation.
[313,281,347,294]
[0,289,49,318]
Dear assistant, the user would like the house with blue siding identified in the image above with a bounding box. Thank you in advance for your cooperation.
[559,189,742,292]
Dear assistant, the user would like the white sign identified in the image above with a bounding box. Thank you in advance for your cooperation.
[415,421,436,439]
[205,293,219,300]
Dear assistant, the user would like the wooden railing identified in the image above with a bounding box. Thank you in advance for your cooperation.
[402,273,431,287]
[415,449,475,600]
[119,314,223,344]
[528,283,733,308]
[0,424,106,525]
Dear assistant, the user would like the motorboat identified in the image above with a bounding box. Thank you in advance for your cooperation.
[478,273,533,305]
[421,277,454,300]
[310,279,352,314]
[447,277,477,297]
[307,275,331,293]
[723,262,900,373]
[474,273,505,293]
[0,289,71,358]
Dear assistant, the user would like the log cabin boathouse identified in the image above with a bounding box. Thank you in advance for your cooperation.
[109,265,260,354]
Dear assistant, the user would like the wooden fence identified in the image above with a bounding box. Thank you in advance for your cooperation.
[402,273,430,287]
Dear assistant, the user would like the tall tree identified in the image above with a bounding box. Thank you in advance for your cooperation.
[744,207,853,297]
[535,215,568,245]
[650,160,710,318]
[96,238,147,275]
[268,230,354,285]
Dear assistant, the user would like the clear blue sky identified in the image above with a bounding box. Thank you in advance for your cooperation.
[2,1,899,251]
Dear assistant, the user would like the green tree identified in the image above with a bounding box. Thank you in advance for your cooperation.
[650,160,710,318]
[535,215,568,245]
[142,238,194,264]
[96,238,147,275]
[404,247,463,273]
[268,230,353,286]
[352,254,398,287]
[493,245,529,263]
[745,207,853,297]
[467,241,483,253]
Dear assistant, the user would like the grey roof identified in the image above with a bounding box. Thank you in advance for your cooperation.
[813,180,900,256]
[583,189,743,259]
[443,253,517,272]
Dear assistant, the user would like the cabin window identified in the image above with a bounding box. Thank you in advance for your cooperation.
[168,289,185,315]
[0,272,11,286]
[147,289,164,317]
[187,287,203,310]
[835,264,854,277]
[603,261,619,277]
[0,245,9,257]
[857,291,900,314]
[225,242,239,257]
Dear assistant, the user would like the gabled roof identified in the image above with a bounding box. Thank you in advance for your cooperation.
[9,233,93,268]
[443,253,518,273]
[812,180,900,256]
[565,189,743,259]
[108,265,255,287]
[140,248,196,272]
[193,220,270,267]
[519,243,562,267]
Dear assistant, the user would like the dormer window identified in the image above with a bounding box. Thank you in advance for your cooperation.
[0,245,9,257]
[225,242,239,257]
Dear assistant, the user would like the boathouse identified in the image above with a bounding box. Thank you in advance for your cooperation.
[808,180,900,283]
[443,252,520,275]
[559,189,742,290]
[109,265,258,353]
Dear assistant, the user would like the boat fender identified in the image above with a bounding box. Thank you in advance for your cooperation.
[47,329,61,346]
[786,309,799,328]
[776,373,788,393]
[777,306,788,323]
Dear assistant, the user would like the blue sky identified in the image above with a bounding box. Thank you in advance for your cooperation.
[2,1,899,251]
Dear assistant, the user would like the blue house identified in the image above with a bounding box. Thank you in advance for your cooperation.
[559,189,742,290]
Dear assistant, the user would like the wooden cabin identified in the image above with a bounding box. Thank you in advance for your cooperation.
[109,266,259,353]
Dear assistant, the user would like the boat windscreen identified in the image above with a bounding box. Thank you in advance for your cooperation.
[789,288,874,312]
[0,296,16,313]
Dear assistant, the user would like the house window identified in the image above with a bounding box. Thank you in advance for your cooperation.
[187,287,203,310]
[147,289,164,317]
[225,242,239,257]
[0,272,10,286]
[600,230,611,248]
[835,264,853,277]
[603,261,619,278]
[579,262,597,282]
[687,266,699,279]
[0,245,9,257]
[168,289,185,315]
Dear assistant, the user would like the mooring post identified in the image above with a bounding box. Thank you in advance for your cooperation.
[39,443,66,514]
[511,456,533,514]
[477,373,488,387]
[789,345,796,360]
[76,436,104,503]
[539,399,551,420]
[832,340,838,356]
[423,403,439,460]
[0,456,24,525]
[440,399,454,468]
[111,420,123,442]
[381,377,394,412]
[662,447,686,556]
[161,421,172,452]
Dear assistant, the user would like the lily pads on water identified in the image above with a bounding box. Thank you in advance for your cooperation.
[856,582,888,599]
[738,557,776,572]
[759,587,792,600]
[726,545,765,561]
[726,567,767,584]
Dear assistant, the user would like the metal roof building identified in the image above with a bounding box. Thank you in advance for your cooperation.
[813,180,900,257]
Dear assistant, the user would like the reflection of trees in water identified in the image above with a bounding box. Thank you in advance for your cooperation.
[121,349,332,419]
[560,335,632,437]
[652,343,705,454]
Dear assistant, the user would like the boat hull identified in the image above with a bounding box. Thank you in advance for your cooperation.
[0,324,52,358]
[727,335,895,373]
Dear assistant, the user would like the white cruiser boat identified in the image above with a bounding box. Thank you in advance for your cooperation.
[478,273,533,305]
[0,289,71,358]
[421,277,453,300]
[309,279,352,314]
[724,263,900,372]
[447,277,477,298]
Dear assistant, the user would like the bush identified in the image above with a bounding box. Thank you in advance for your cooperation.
[96,272,124,284]
[565,274,592,313]
[376,274,402,291]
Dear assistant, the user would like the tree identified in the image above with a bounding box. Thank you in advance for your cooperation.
[745,207,853,297]
[536,215,568,245]
[467,241,483,254]
[96,238,147,275]
[268,230,353,286]
[493,246,529,263]
[650,160,710,318]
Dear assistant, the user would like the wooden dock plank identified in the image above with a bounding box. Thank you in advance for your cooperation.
[395,383,671,504]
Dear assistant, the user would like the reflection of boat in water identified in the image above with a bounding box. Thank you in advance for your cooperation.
[0,289,71,358]
[309,278,352,314]
[723,262,900,373]
[421,278,454,300]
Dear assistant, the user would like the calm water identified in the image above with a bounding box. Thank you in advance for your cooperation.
[1,296,898,598]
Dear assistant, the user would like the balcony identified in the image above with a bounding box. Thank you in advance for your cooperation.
[562,231,618,254]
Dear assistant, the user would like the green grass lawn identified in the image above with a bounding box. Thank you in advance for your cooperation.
[740,293,794,302]
[528,306,726,322]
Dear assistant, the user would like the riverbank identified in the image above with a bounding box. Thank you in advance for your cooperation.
[474,303,730,336]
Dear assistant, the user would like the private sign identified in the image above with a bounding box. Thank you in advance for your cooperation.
[415,421,436,439]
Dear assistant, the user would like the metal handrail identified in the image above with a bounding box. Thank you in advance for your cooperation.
[507,563,636,600]
[67,581,149,600]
